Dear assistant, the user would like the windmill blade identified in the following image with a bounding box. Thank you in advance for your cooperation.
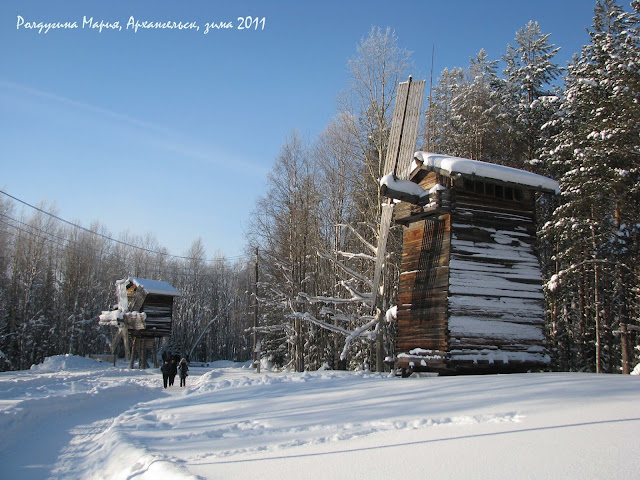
[384,78,425,180]
[394,80,425,180]
[371,78,425,311]
[383,79,410,176]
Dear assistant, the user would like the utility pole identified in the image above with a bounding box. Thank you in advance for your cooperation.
[253,247,260,373]
[427,44,434,152]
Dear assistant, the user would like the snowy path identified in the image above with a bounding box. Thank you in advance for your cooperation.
[1,357,639,479]
[0,357,166,479]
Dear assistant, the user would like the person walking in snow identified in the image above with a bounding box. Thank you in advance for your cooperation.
[169,357,177,386]
[161,360,171,388]
[178,358,189,387]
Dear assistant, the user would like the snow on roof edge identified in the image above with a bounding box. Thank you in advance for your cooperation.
[414,151,560,194]
[127,277,181,296]
[380,173,430,198]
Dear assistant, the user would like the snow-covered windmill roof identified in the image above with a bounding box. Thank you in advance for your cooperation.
[126,277,181,296]
[413,152,560,194]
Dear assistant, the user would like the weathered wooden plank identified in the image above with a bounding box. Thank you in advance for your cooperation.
[417,171,439,190]
[394,79,426,178]
[449,340,546,352]
[394,202,412,221]
[449,269,544,290]
[398,334,449,344]
[401,252,450,271]
[397,206,452,355]
[395,208,451,225]
[383,81,408,176]
[142,306,173,316]
[122,312,146,330]
[448,299,544,324]
[397,327,449,338]
[128,287,146,312]
[449,257,540,275]
[401,245,451,258]
[402,230,452,247]
[402,217,451,244]
[453,206,535,225]
[399,266,450,282]
[397,339,449,353]
[398,290,450,306]
[397,308,448,321]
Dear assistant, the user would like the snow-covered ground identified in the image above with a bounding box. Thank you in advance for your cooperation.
[1,356,639,479]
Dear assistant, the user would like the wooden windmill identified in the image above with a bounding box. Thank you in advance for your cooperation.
[375,79,558,376]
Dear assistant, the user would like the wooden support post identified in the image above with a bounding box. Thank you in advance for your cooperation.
[140,339,147,370]
[111,330,122,355]
[129,336,136,369]
[122,326,131,362]
[253,247,260,373]
[153,339,159,368]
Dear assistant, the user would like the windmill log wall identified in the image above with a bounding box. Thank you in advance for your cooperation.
[395,169,549,374]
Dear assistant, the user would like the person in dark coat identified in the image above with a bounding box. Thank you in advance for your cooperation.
[178,358,189,387]
[161,360,170,388]
[169,358,177,386]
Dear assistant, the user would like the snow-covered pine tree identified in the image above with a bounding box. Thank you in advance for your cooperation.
[429,49,506,163]
[422,67,465,154]
[542,0,640,372]
[502,21,562,168]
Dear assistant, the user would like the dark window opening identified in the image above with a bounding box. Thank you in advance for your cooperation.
[485,183,495,196]
[514,188,522,201]
[460,178,523,202]
[464,178,474,191]
[505,187,514,200]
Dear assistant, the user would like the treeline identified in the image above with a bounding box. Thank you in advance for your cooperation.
[0,198,254,371]
[1,0,638,373]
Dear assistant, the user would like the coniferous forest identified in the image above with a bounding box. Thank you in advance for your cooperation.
[1,0,639,373]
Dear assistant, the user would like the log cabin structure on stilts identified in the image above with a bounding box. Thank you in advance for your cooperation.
[99,277,180,369]
[383,152,559,375]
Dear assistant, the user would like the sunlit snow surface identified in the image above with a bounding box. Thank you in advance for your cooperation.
[1,355,639,479]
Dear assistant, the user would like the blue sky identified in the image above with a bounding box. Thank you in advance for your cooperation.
[0,0,598,260]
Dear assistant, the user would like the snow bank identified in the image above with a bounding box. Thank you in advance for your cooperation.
[30,354,111,373]
[208,359,252,369]
[69,426,198,480]
[190,367,373,394]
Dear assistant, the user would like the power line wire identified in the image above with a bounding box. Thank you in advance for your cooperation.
[0,217,249,279]
[0,189,245,263]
